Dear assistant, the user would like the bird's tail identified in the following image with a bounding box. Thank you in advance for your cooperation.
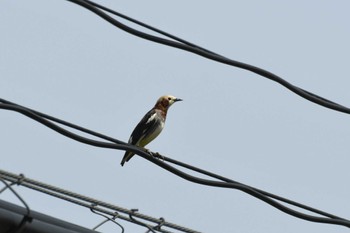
[120,151,134,166]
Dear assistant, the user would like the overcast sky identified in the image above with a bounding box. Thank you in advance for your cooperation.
[1,1,350,232]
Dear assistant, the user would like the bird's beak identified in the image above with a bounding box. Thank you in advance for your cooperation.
[174,98,183,102]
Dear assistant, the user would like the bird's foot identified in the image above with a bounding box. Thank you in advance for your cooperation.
[145,149,164,161]
[152,152,165,161]
[144,148,152,155]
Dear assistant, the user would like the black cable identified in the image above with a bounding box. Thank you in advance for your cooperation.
[82,0,218,55]
[0,98,344,221]
[1,100,349,228]
[0,98,125,145]
[65,0,350,115]
[162,157,346,221]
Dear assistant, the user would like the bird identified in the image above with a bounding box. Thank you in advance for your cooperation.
[120,95,182,166]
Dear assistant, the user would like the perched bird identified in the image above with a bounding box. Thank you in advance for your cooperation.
[120,95,182,166]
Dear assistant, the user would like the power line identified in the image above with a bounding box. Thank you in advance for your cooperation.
[65,0,350,115]
[0,98,349,228]
[0,170,200,233]
[0,96,343,220]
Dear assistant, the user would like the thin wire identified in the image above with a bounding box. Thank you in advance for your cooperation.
[129,209,156,233]
[0,174,24,194]
[0,177,30,216]
[148,217,165,233]
[0,170,197,233]
[0,178,32,232]
[0,181,13,193]
[0,101,349,228]
[90,204,125,233]
[65,0,350,115]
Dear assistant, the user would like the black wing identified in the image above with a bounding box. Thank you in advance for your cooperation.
[129,109,160,145]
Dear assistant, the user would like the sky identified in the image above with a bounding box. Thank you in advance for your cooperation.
[1,0,350,232]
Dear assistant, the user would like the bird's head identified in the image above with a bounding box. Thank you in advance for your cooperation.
[155,95,182,110]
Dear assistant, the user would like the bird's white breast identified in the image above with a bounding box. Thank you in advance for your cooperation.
[142,118,164,146]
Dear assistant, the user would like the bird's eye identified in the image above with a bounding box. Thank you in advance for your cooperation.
[168,97,171,100]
